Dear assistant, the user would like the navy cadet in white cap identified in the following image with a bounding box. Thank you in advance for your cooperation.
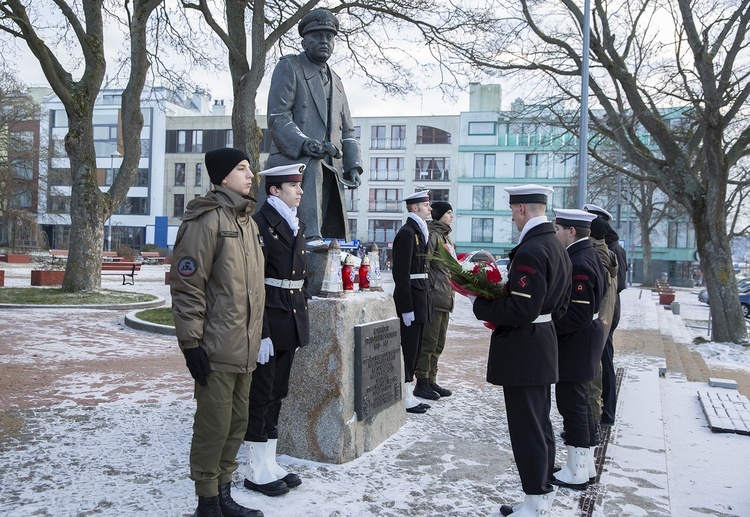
[243,164,309,498]
[469,184,572,517]
[551,209,608,490]
[583,203,628,427]
[392,190,434,414]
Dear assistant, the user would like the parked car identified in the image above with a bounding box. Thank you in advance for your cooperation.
[698,277,750,305]
[456,249,496,266]
[740,292,750,319]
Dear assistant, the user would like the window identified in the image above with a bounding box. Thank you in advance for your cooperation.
[177,130,187,152]
[11,158,34,179]
[49,168,72,186]
[468,121,496,135]
[192,131,203,153]
[48,196,71,214]
[415,157,450,181]
[52,110,68,127]
[115,197,149,215]
[559,153,577,178]
[92,110,118,125]
[11,187,33,208]
[345,189,357,212]
[430,189,450,202]
[173,194,185,217]
[471,218,494,243]
[175,163,186,186]
[195,163,203,186]
[353,126,361,141]
[140,139,150,158]
[549,187,575,210]
[523,153,542,178]
[416,126,451,144]
[472,186,495,210]
[348,219,357,241]
[391,125,406,149]
[136,168,149,187]
[368,219,401,243]
[369,157,404,181]
[371,126,386,149]
[369,189,402,212]
[668,221,695,248]
[473,154,496,178]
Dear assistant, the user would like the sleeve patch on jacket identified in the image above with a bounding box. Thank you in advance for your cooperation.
[576,283,586,292]
[177,257,197,276]
[518,275,529,288]
[516,265,536,274]
[572,274,589,281]
[511,290,532,299]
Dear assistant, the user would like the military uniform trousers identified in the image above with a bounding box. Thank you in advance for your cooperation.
[415,309,449,382]
[503,384,557,495]
[245,348,296,442]
[190,370,252,497]
[555,381,596,447]
[400,320,425,383]
[601,299,620,424]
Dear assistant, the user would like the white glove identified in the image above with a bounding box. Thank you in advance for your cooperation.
[257,337,274,365]
[402,311,415,327]
[467,294,477,305]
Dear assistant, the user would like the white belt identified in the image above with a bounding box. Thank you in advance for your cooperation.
[265,278,304,289]
[410,273,428,279]
[592,312,599,321]
[532,313,552,324]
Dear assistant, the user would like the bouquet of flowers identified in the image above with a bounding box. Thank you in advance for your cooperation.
[430,245,508,329]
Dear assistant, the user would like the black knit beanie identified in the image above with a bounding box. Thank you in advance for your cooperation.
[431,201,453,222]
[205,147,250,186]
[590,216,610,240]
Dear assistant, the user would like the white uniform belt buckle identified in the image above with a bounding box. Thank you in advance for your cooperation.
[592,312,599,321]
[532,313,552,324]
[409,273,428,280]
[265,278,304,289]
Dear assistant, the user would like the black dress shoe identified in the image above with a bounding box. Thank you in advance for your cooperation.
[499,504,516,516]
[281,473,301,488]
[430,382,452,397]
[418,402,431,410]
[243,477,289,497]
[406,404,427,414]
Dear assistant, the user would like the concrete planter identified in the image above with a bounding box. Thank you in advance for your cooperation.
[659,291,675,305]
[2,253,30,263]
[31,270,65,286]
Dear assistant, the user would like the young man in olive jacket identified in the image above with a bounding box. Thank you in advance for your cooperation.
[170,147,265,517]
[243,164,309,498]
[471,185,571,517]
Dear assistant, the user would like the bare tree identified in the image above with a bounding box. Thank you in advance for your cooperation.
[456,0,749,342]
[0,0,163,291]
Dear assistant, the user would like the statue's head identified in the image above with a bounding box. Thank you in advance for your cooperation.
[299,9,339,64]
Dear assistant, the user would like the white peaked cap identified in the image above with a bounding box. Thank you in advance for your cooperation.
[403,190,431,205]
[582,203,613,221]
[504,184,554,204]
[554,208,597,228]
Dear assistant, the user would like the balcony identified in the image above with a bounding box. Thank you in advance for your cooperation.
[370,138,406,150]
[369,169,405,181]
[414,169,450,181]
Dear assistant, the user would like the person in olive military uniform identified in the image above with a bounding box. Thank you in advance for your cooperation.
[244,164,310,498]
[392,190,434,414]
[470,185,572,517]
[170,147,265,517]
[551,209,607,491]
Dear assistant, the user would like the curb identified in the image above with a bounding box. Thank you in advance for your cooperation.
[124,309,176,336]
[0,296,167,311]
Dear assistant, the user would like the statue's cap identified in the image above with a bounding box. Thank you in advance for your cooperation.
[299,9,339,36]
[582,203,613,221]
[504,184,554,204]
[259,163,305,185]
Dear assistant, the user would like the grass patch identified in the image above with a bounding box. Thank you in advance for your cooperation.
[136,307,174,326]
[0,287,157,305]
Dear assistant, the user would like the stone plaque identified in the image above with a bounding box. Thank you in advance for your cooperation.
[354,317,402,421]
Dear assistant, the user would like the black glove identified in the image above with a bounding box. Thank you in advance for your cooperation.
[182,346,210,386]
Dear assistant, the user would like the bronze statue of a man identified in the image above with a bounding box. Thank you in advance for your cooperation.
[264,8,362,247]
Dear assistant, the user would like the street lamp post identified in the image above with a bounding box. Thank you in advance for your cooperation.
[577,0,591,209]
[108,151,122,251]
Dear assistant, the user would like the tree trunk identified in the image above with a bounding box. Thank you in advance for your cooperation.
[693,211,747,342]
[62,117,105,292]
[640,218,653,288]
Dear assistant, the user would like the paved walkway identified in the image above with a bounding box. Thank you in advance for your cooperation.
[0,261,748,516]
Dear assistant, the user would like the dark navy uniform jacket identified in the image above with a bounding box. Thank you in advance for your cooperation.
[253,200,309,350]
[555,238,607,383]
[392,217,434,324]
[473,222,572,386]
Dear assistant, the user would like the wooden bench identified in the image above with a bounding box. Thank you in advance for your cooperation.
[102,251,123,262]
[101,261,141,285]
[50,249,68,263]
[140,251,167,264]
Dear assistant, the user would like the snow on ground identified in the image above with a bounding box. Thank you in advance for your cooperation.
[1,264,749,516]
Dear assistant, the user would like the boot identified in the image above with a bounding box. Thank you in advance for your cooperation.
[193,495,223,517]
[587,447,597,484]
[430,381,452,397]
[242,441,289,496]
[552,445,589,490]
[500,486,557,517]
[267,438,301,488]
[404,382,427,413]
[218,482,264,517]
[413,378,440,400]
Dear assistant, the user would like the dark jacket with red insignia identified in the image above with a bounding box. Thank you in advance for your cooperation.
[392,217,434,323]
[555,238,607,382]
[253,200,309,350]
[473,222,572,386]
